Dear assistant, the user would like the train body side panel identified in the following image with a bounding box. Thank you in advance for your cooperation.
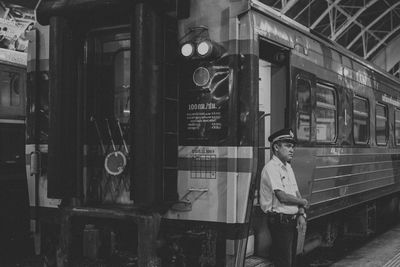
[293,147,400,219]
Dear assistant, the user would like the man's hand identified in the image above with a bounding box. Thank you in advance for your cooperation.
[301,198,309,209]
[297,215,307,234]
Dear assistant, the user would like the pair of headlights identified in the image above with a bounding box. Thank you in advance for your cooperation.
[180,40,214,58]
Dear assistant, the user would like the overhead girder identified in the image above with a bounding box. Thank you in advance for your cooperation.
[372,35,400,72]
[273,0,400,60]
[310,0,342,30]
[366,24,400,59]
[329,0,378,41]
[346,2,400,50]
[280,0,299,14]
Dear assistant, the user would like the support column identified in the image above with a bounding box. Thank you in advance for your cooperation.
[131,3,163,205]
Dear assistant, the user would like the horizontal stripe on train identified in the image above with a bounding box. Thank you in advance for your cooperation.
[179,146,254,159]
[178,157,253,173]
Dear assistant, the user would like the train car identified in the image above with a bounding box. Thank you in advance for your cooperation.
[0,47,31,260]
[27,0,400,266]
[168,0,400,265]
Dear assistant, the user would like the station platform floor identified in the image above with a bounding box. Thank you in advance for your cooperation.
[4,224,400,267]
[332,223,400,267]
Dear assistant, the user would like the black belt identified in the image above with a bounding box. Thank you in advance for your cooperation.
[267,212,298,224]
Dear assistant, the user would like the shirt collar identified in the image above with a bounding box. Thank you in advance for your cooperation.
[272,155,286,168]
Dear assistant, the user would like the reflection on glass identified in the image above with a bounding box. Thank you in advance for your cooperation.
[376,104,387,145]
[395,109,400,145]
[316,84,336,142]
[88,34,132,205]
[0,71,20,107]
[114,49,130,124]
[297,78,311,141]
[353,96,369,143]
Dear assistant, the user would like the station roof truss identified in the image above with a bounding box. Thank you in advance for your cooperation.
[260,0,400,61]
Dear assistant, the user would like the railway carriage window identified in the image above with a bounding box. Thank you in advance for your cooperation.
[0,71,21,107]
[395,109,400,145]
[296,78,311,141]
[353,96,369,144]
[113,49,130,124]
[316,83,336,142]
[86,31,132,204]
[376,103,388,145]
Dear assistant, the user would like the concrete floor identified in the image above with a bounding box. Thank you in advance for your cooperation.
[332,223,400,267]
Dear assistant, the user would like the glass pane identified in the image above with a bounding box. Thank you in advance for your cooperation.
[396,109,400,145]
[353,97,369,143]
[376,104,387,145]
[316,84,336,142]
[297,78,311,141]
[0,71,20,107]
[114,49,130,124]
[87,32,132,205]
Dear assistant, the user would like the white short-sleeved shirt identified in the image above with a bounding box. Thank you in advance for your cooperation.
[259,155,300,215]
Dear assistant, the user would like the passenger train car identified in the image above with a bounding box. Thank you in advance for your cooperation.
[26,0,400,266]
[0,47,31,260]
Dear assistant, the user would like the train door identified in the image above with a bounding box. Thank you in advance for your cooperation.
[258,40,289,166]
[252,40,289,258]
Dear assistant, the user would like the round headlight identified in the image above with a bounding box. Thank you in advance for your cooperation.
[197,41,212,56]
[193,67,210,87]
[181,43,194,57]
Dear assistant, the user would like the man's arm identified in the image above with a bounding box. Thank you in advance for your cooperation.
[275,190,308,207]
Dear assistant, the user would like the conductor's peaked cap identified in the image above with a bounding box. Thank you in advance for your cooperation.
[268,128,296,144]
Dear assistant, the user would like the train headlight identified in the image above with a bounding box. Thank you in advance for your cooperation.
[181,42,195,58]
[193,67,210,87]
[197,40,212,57]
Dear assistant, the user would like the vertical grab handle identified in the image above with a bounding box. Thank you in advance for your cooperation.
[30,151,40,176]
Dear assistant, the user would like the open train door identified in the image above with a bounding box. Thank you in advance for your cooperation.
[250,39,289,260]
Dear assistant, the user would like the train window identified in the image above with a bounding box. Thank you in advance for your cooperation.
[85,30,132,204]
[375,103,388,146]
[296,78,311,141]
[316,83,336,142]
[0,71,21,107]
[395,109,400,145]
[353,96,369,144]
[113,49,130,124]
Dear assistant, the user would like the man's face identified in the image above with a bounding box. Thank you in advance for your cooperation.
[275,141,295,162]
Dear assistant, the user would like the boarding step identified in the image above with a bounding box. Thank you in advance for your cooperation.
[245,256,273,267]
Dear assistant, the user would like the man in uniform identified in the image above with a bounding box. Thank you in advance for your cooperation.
[259,128,308,267]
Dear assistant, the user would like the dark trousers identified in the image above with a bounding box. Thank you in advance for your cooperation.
[268,214,298,267]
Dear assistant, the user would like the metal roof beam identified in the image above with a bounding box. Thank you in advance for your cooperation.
[331,0,379,41]
[347,2,400,49]
[311,0,342,29]
[292,0,316,22]
[281,0,299,14]
[366,24,400,59]
[334,4,381,43]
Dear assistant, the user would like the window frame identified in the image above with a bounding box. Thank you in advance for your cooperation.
[295,76,312,143]
[395,108,400,146]
[315,82,337,144]
[375,102,388,146]
[0,64,25,119]
[352,95,370,145]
